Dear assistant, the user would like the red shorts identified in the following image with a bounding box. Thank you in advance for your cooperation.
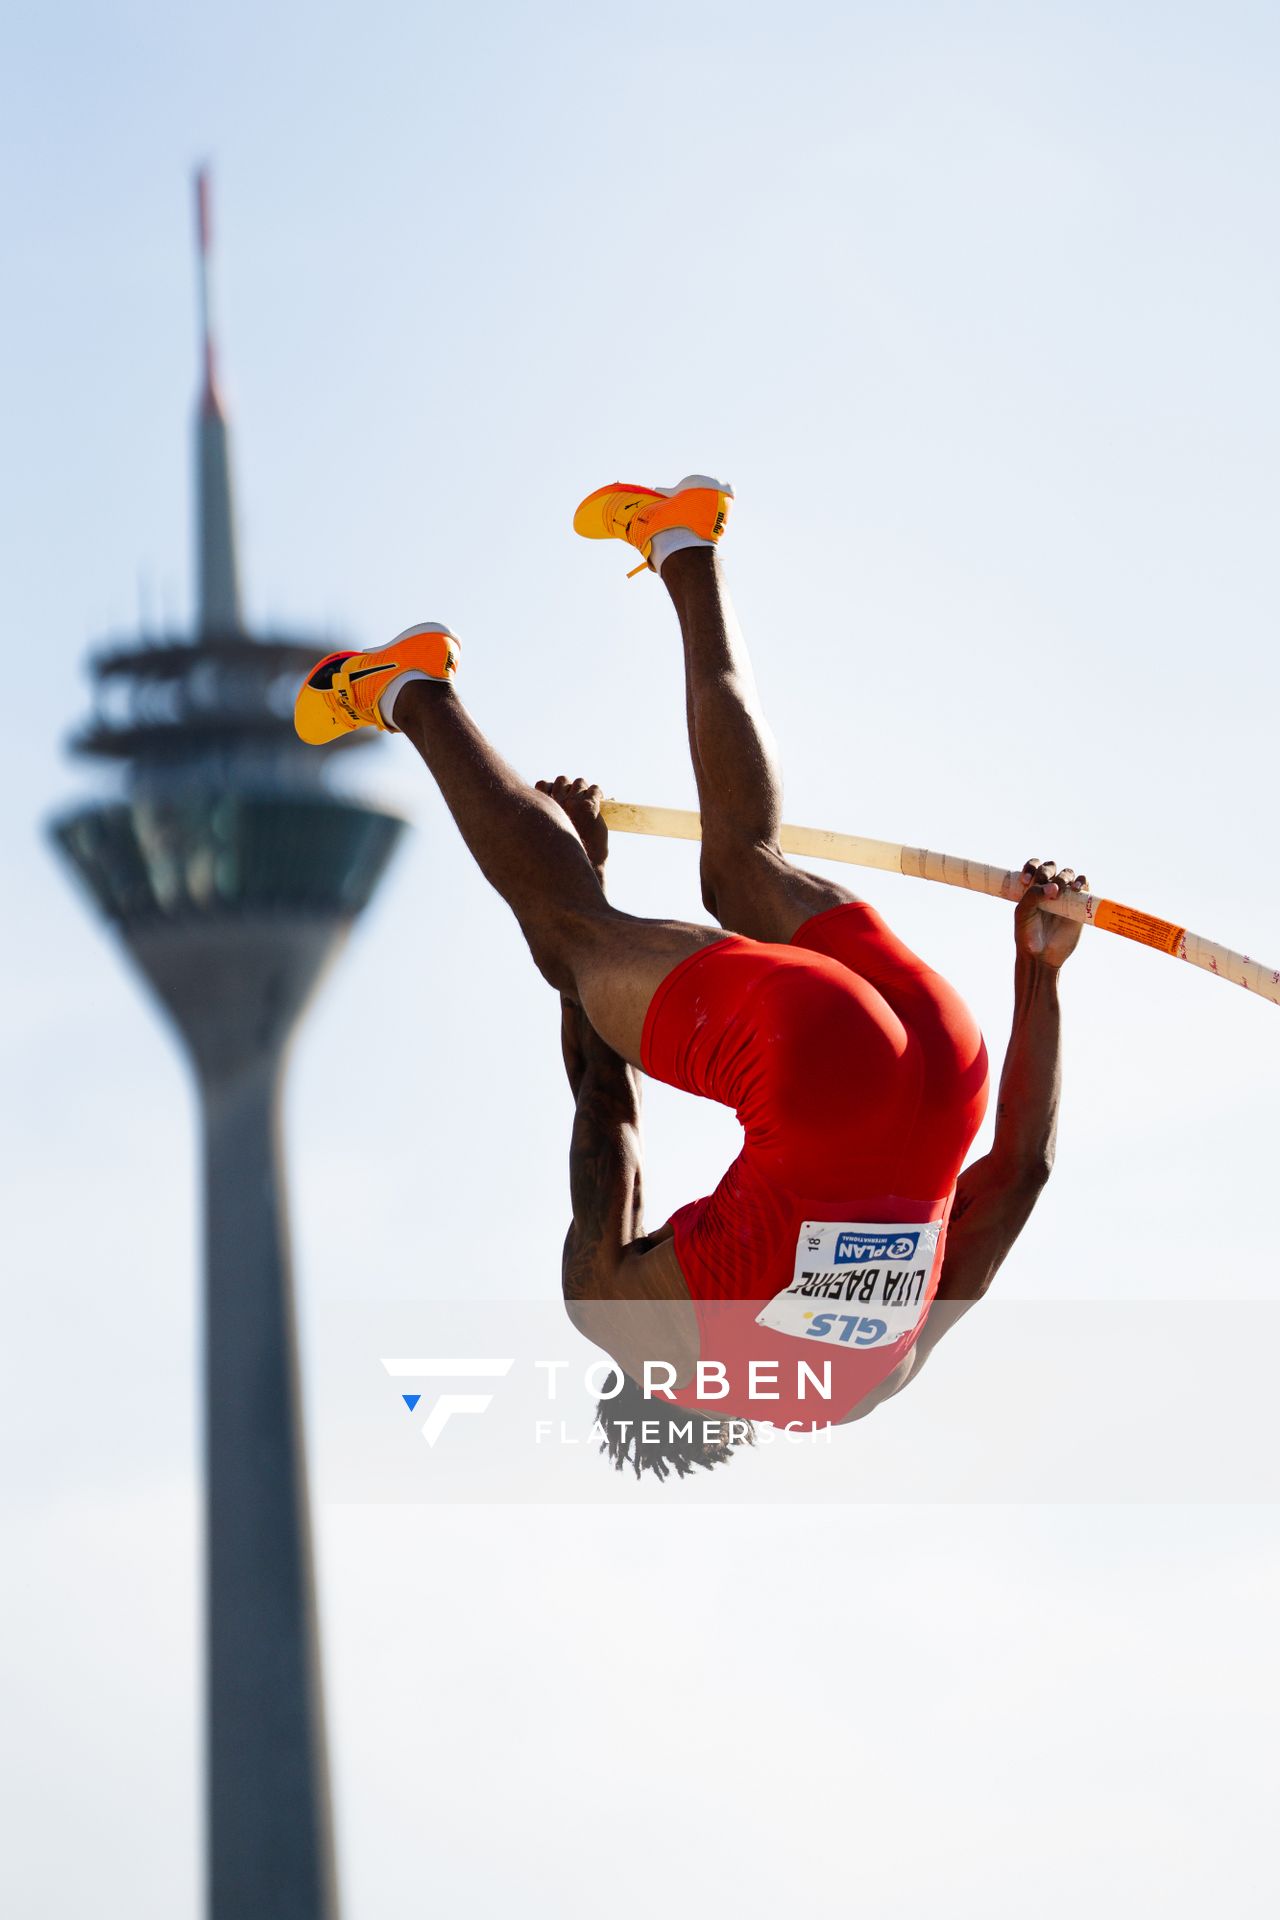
[639,901,990,1426]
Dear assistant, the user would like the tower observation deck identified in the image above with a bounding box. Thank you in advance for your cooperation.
[52,170,401,1919]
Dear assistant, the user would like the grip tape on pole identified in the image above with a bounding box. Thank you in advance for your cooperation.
[1093,900,1186,956]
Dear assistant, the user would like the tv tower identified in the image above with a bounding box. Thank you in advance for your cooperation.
[53,171,403,1918]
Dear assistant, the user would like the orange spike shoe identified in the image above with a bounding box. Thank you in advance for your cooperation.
[293,622,460,744]
[572,474,733,576]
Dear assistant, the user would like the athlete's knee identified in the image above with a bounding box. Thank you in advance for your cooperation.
[521,902,619,996]
[698,851,723,919]
[522,913,579,993]
[699,835,782,921]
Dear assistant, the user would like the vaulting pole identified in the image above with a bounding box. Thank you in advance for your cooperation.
[601,802,1280,1010]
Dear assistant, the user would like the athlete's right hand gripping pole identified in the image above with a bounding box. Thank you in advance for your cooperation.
[600,803,1280,1011]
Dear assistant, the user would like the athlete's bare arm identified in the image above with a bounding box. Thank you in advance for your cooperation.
[558,992,696,1383]
[900,858,1088,1381]
[539,777,694,1385]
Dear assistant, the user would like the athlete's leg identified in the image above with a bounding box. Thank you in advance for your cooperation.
[391,679,726,1064]
[661,546,859,941]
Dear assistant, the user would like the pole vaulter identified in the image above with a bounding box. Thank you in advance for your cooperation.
[290,472,1275,1481]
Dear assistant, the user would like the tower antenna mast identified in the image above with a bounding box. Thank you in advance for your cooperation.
[195,165,218,405]
[191,165,242,632]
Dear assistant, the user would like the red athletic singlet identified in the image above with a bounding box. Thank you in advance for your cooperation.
[639,902,990,1428]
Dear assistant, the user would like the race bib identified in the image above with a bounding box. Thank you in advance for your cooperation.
[754,1219,943,1351]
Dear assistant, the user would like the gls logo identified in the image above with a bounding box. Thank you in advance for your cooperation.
[835,1231,918,1265]
[805,1313,888,1346]
[381,1357,514,1446]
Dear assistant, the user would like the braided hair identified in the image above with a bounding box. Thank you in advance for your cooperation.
[594,1370,755,1482]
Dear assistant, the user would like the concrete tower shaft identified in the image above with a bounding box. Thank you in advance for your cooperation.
[54,797,399,1920]
[134,913,343,1920]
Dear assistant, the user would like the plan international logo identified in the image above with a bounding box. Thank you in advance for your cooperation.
[834,1230,919,1264]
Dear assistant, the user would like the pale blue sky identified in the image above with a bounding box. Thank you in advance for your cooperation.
[3,3,1279,1914]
